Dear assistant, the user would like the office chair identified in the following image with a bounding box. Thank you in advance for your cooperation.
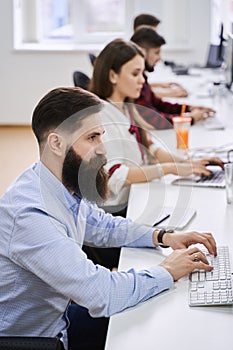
[88,53,96,66]
[73,71,90,90]
[0,336,64,350]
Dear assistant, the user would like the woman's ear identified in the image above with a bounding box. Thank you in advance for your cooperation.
[109,69,118,84]
[47,132,65,156]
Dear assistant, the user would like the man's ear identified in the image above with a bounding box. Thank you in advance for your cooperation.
[47,132,66,156]
[109,69,118,84]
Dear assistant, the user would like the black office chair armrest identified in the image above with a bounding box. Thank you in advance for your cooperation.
[0,337,64,350]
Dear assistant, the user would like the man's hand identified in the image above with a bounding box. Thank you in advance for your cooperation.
[152,83,188,98]
[162,231,217,256]
[153,230,217,256]
[159,246,213,281]
[189,106,216,122]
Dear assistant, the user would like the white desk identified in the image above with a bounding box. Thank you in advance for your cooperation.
[105,107,233,350]
[105,184,233,350]
[149,62,233,115]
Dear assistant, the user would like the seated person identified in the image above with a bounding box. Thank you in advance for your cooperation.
[133,13,188,98]
[0,87,217,350]
[89,38,223,215]
[130,27,215,129]
[89,14,187,99]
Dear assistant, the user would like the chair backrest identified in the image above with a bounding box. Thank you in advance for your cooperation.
[88,53,96,66]
[73,71,90,90]
[0,337,64,350]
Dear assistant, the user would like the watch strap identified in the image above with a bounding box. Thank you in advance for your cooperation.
[157,228,173,248]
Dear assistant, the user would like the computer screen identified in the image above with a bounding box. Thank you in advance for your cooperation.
[224,33,233,89]
[218,22,225,62]
[205,44,224,68]
[205,23,226,68]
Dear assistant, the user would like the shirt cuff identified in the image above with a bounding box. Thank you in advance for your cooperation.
[149,265,174,293]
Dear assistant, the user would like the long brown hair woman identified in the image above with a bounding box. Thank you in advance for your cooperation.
[89,38,223,216]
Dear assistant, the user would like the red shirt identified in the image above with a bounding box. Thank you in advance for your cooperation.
[135,74,191,130]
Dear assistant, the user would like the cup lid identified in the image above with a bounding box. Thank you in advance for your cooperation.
[172,116,192,123]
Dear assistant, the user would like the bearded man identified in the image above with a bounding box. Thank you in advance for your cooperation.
[0,87,216,350]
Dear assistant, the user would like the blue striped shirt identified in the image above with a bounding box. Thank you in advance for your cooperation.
[0,162,173,344]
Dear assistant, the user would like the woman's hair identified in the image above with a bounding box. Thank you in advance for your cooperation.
[89,38,144,100]
[89,38,151,150]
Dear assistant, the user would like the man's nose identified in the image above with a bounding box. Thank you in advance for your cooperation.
[156,54,161,62]
[96,141,106,155]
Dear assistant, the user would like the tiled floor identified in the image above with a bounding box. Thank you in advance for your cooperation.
[0,126,38,196]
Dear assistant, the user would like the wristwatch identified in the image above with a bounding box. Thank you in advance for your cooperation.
[157,228,174,248]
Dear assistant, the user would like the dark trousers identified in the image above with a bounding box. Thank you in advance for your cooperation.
[67,304,109,350]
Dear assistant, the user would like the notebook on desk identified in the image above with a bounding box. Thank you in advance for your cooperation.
[133,206,196,230]
[172,167,225,188]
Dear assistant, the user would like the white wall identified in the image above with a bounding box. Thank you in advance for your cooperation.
[1,1,93,125]
[0,0,211,125]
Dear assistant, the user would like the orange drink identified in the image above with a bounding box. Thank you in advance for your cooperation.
[172,116,192,150]
[176,128,189,149]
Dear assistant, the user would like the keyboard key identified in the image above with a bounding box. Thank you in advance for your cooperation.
[191,271,199,282]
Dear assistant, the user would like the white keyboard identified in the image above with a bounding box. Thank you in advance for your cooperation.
[189,246,233,306]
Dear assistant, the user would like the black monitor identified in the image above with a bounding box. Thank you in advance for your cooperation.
[224,33,233,89]
[205,44,224,68]
[218,22,225,62]
[205,23,226,68]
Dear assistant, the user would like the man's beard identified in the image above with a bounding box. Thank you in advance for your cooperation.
[145,60,154,73]
[62,147,109,205]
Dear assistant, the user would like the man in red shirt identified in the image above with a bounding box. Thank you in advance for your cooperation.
[131,27,215,129]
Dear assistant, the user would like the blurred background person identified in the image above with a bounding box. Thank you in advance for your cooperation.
[133,13,188,98]
[130,27,216,129]
[89,38,223,216]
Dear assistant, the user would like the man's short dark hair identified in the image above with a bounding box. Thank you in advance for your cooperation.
[32,87,103,147]
[133,14,161,31]
[130,27,166,50]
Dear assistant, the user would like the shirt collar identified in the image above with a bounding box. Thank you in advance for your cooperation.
[33,161,81,212]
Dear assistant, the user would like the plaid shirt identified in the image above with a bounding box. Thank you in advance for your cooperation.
[135,74,191,130]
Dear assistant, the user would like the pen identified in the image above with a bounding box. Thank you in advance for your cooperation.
[153,214,170,227]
